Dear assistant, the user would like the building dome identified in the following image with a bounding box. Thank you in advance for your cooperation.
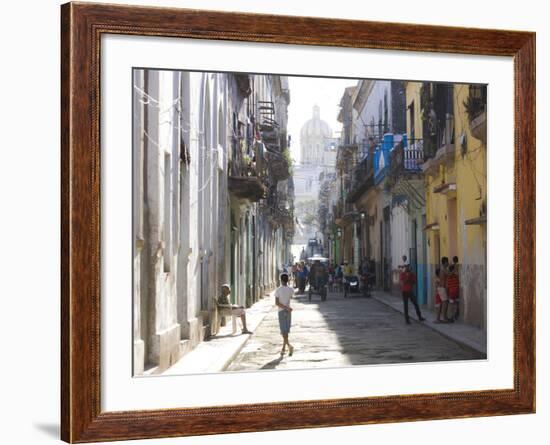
[300,105,333,165]
[300,105,332,139]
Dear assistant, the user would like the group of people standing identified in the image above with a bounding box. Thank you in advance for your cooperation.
[290,261,309,292]
[398,255,461,325]
[435,256,461,323]
[290,260,333,293]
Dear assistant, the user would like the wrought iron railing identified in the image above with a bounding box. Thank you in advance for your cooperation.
[345,154,374,202]
[230,135,262,179]
[390,139,424,175]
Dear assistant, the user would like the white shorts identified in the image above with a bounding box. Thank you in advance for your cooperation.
[231,307,245,317]
[437,287,448,302]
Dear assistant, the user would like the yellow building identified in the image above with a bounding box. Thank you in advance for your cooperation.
[421,82,487,329]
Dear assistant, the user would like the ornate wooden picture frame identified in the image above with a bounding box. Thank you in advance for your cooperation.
[61,2,535,442]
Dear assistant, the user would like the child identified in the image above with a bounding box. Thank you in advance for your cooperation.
[447,265,460,322]
[275,273,294,356]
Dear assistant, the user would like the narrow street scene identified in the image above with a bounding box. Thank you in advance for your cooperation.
[132,70,487,376]
[228,290,483,372]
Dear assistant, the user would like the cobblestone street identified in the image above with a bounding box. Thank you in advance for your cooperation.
[227,290,484,372]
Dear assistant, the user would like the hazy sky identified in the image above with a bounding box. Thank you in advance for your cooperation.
[286,76,358,163]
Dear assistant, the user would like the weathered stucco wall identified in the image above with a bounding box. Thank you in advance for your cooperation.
[424,84,487,329]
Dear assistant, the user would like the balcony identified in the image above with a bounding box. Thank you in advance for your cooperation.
[334,201,355,226]
[422,119,456,179]
[269,207,295,231]
[228,176,267,202]
[265,149,291,181]
[373,134,395,185]
[465,215,487,226]
[386,139,426,209]
[464,86,487,144]
[421,114,455,176]
[234,74,251,97]
[390,139,424,176]
[346,154,374,203]
[255,109,292,182]
[421,144,455,176]
[259,123,279,147]
[336,143,358,171]
[258,101,279,141]
[469,110,487,144]
[229,141,268,202]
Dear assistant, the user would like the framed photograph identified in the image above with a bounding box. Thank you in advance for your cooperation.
[61,2,535,442]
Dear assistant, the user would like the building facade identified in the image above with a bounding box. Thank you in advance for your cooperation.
[132,70,294,375]
[324,79,486,332]
[420,82,487,328]
[335,80,412,288]
[326,80,487,329]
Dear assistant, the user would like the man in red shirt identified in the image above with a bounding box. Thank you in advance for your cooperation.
[399,265,425,324]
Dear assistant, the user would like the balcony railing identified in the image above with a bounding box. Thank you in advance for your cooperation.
[373,134,397,185]
[228,175,267,202]
[421,115,456,176]
[229,139,268,202]
[334,200,355,225]
[269,207,295,230]
[346,154,374,203]
[265,149,291,181]
[390,139,424,177]
[339,134,419,192]
[259,122,279,147]
[230,137,264,178]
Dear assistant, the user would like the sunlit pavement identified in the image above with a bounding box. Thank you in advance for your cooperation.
[227,289,485,372]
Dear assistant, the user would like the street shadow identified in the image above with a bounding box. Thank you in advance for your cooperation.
[33,422,59,439]
[305,291,485,367]
[260,355,284,370]
[208,333,239,340]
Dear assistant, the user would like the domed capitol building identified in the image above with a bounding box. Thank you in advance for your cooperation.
[293,105,338,244]
[299,105,336,166]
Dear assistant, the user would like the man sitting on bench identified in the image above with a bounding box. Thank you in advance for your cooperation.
[217,284,251,334]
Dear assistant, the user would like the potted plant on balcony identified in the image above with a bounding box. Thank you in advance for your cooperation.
[242,154,253,176]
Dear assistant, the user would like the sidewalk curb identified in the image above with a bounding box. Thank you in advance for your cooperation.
[161,294,276,375]
[371,293,487,356]
[219,300,274,371]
